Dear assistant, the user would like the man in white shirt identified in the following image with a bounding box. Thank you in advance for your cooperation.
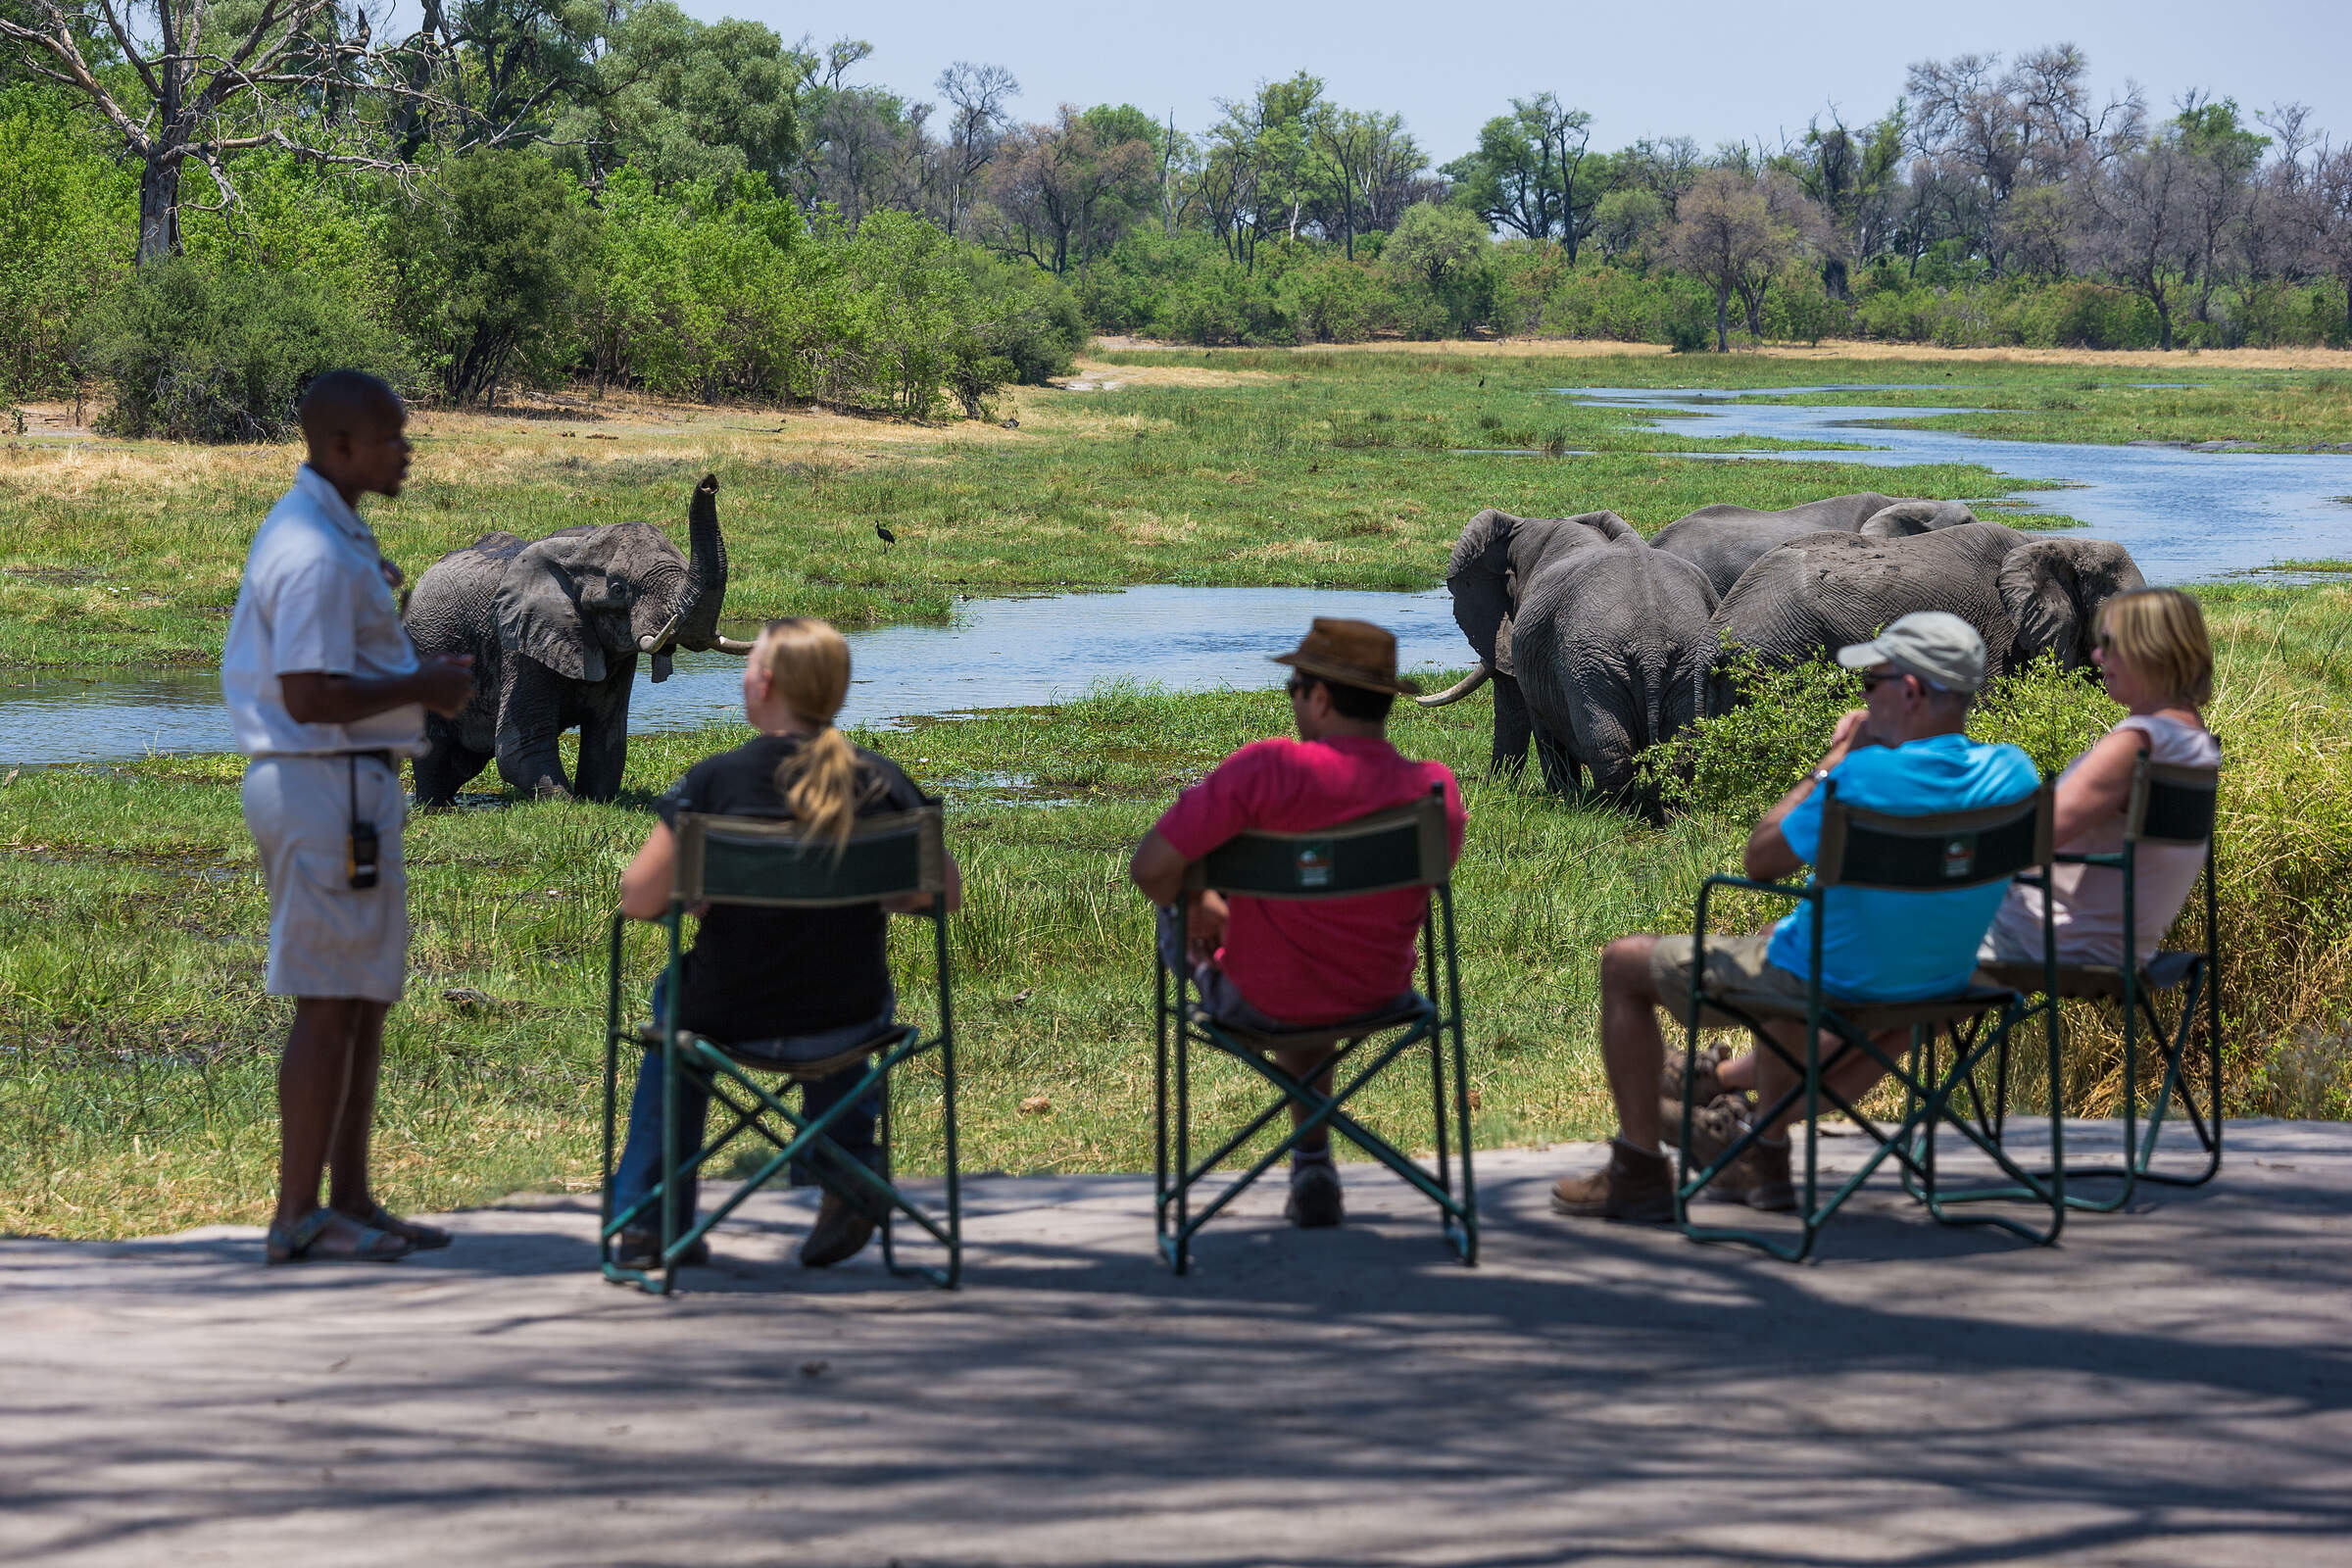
[222,370,473,1264]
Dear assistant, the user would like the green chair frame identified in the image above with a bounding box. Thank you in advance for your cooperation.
[600,807,959,1296]
[1944,754,2222,1211]
[1674,781,2064,1262]
[1154,787,1476,1275]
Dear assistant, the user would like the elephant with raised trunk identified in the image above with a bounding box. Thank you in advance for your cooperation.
[1650,492,1979,597]
[405,473,756,804]
[1419,508,1718,817]
[1708,522,2146,705]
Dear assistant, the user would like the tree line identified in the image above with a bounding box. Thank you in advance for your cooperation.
[3,6,2349,435]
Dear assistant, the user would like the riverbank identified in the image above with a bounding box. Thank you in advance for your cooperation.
[15,348,2346,669]
[4,575,2346,1239]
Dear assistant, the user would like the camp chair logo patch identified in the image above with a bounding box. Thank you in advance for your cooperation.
[1941,834,1978,879]
[1295,841,1335,888]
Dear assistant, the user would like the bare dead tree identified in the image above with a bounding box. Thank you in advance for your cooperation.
[936,60,1017,239]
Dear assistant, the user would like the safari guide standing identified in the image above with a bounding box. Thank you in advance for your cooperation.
[220,371,474,1264]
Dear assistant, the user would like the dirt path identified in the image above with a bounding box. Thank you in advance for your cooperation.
[5,1125,2348,1566]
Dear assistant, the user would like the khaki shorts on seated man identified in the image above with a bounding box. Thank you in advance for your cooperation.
[1130,619,1467,1230]
[1550,612,2039,1223]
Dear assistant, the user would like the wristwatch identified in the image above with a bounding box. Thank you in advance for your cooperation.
[1811,766,1834,788]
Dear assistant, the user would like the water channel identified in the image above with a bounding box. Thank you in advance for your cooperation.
[8,383,2347,767]
[1554,384,2352,585]
[0,585,1460,766]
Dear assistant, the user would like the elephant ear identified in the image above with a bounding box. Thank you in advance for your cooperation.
[1565,510,1641,545]
[1996,541,2084,669]
[497,531,622,683]
[1860,500,1975,538]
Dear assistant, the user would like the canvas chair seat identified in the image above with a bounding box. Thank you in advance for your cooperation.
[1200,992,1433,1055]
[1976,950,2199,1003]
[1706,983,2021,1037]
[637,1017,914,1080]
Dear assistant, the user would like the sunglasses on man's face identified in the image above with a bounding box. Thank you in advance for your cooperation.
[1857,668,1909,692]
[1285,675,1313,699]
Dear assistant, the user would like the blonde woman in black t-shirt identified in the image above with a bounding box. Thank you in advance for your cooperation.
[612,618,959,1271]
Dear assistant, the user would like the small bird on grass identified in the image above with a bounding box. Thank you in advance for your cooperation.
[1479,376,1486,387]
[875,523,897,545]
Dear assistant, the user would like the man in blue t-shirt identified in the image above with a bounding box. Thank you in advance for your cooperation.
[1551,612,2039,1224]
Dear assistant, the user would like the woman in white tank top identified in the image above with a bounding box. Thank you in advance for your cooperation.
[1982,588,2220,968]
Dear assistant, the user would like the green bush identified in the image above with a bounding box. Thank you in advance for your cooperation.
[82,257,412,441]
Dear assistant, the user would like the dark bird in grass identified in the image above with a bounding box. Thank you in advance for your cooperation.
[875,524,897,545]
[1479,376,1486,387]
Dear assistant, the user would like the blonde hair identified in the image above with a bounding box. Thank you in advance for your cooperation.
[752,618,873,849]
[2097,587,2214,709]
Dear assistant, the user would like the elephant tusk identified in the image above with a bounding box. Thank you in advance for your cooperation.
[710,634,758,656]
[1414,662,1493,707]
[637,612,682,654]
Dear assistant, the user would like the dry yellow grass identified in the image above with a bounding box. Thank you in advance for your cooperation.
[1094,334,2352,371]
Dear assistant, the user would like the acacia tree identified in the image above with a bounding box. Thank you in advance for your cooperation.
[987,104,1153,275]
[1666,169,1783,351]
[1445,92,1599,257]
[0,0,474,265]
[2083,112,2195,349]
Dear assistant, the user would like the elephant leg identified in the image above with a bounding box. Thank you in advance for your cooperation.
[572,702,630,803]
[1492,674,1535,778]
[411,718,490,808]
[1533,728,1586,796]
[495,668,574,800]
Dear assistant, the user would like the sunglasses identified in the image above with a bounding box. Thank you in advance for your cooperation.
[1857,668,1909,692]
[1285,674,1314,699]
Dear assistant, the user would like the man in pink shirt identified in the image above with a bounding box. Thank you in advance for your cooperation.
[1130,618,1467,1228]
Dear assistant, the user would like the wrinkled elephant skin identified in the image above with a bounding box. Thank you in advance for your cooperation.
[1650,492,1978,598]
[403,474,749,805]
[1427,508,1718,818]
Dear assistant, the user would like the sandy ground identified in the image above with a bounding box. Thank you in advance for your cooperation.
[5,1122,2348,1567]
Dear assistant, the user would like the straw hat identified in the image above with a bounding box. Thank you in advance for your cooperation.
[1269,617,1421,697]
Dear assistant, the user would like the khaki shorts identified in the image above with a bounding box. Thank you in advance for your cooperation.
[1647,933,1813,1029]
[243,755,410,1003]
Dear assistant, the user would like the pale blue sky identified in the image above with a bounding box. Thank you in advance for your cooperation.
[698,0,2351,162]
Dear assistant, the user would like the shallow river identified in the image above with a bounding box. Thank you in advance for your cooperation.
[0,585,1459,766]
[1556,384,2352,584]
[10,384,2348,767]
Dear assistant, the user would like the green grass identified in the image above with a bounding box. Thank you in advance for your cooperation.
[5,347,2351,1238]
[5,576,2350,1238]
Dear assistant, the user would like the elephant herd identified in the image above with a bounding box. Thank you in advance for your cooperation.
[1419,492,2147,817]
[395,478,2144,825]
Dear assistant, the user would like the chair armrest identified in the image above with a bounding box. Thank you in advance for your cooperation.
[1696,872,1812,901]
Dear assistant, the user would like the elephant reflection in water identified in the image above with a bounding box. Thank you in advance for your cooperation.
[403,473,756,804]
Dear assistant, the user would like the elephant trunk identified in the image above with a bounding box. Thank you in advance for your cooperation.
[675,473,729,650]
[1415,662,1493,707]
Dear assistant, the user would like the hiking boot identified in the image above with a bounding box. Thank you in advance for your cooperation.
[1674,1098,1771,1206]
[1744,1136,1796,1213]
[800,1193,878,1268]
[1661,1041,1753,1118]
[612,1229,710,1272]
[1285,1159,1345,1228]
[1550,1141,1675,1224]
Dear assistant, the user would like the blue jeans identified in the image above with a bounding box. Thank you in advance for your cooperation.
[611,977,893,1236]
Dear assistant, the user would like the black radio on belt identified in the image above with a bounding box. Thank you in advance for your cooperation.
[347,756,380,889]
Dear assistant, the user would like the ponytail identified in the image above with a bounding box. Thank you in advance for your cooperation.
[750,618,875,851]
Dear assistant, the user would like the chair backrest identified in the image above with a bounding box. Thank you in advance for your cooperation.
[1814,781,2053,892]
[2127,758,2219,847]
[1184,788,1450,902]
[670,808,947,908]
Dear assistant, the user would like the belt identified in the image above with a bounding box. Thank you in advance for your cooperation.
[269,750,399,768]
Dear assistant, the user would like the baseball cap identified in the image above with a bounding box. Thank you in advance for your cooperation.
[1835,611,1988,693]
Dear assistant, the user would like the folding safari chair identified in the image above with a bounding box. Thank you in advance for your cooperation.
[1154,786,1476,1275]
[1955,754,2223,1211]
[1673,782,2064,1262]
[599,807,959,1295]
